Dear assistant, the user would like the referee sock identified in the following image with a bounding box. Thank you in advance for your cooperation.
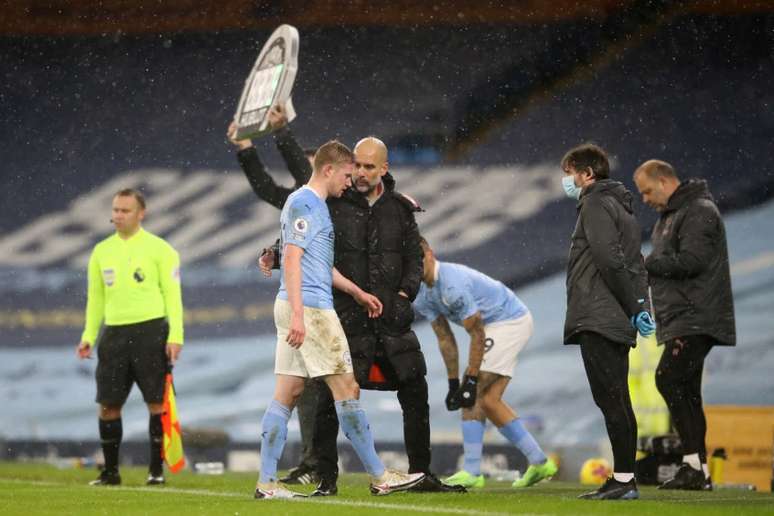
[259,400,291,484]
[462,420,485,475]
[99,418,122,474]
[149,413,163,477]
[335,399,385,478]
[497,418,547,465]
[683,453,701,471]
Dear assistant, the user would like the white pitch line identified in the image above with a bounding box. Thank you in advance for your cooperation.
[0,478,525,516]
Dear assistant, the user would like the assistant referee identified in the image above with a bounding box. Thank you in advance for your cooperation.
[76,188,184,486]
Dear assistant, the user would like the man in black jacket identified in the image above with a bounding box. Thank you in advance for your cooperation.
[634,160,735,491]
[249,123,461,494]
[561,143,655,501]
[313,137,460,494]
[227,111,325,487]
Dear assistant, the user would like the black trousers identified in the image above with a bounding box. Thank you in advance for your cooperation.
[295,378,326,469]
[313,367,432,479]
[655,334,713,462]
[577,331,638,473]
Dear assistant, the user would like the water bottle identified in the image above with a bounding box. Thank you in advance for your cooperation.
[709,447,726,485]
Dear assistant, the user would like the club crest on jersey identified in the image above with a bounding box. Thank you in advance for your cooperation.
[102,268,115,286]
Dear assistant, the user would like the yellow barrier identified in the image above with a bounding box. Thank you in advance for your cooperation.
[705,405,774,492]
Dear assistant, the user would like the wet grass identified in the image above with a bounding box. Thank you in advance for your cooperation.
[0,462,771,515]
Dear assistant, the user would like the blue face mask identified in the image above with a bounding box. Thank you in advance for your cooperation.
[562,175,581,200]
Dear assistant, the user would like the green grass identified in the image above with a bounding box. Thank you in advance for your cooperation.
[0,462,771,515]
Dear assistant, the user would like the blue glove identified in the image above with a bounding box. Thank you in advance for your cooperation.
[631,311,656,336]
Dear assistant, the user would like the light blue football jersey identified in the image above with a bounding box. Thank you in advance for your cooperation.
[277,186,335,309]
[414,261,528,325]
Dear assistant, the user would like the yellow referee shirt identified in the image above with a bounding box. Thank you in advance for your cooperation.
[81,228,184,345]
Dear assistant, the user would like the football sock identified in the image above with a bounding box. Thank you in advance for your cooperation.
[683,453,701,471]
[497,418,547,465]
[259,400,291,483]
[335,399,385,478]
[99,418,122,474]
[149,413,163,476]
[613,472,635,483]
[462,420,485,475]
[702,463,710,479]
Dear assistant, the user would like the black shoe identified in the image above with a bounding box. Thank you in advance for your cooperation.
[89,470,121,486]
[578,477,639,500]
[310,476,338,497]
[703,477,713,491]
[408,473,468,493]
[146,473,166,485]
[279,464,319,485]
[658,464,706,490]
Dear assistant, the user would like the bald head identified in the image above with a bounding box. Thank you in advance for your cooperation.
[354,137,388,164]
[353,136,389,198]
[633,159,680,212]
[634,159,677,181]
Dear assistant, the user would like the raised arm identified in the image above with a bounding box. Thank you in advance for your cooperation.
[228,121,294,209]
[269,105,312,187]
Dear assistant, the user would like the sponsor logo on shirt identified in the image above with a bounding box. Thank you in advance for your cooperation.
[102,268,115,286]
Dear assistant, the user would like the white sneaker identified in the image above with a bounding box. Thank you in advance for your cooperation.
[254,482,307,499]
[369,469,425,496]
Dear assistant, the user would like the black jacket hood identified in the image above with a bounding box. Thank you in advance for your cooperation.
[664,178,713,213]
[579,179,634,214]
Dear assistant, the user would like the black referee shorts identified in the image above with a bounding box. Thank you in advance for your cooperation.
[95,318,169,406]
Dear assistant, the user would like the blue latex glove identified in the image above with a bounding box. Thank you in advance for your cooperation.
[631,311,656,336]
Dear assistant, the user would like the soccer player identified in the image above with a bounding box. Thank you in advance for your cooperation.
[255,140,425,499]
[76,188,183,486]
[413,238,557,489]
[228,107,326,487]
[634,160,735,490]
[560,144,654,500]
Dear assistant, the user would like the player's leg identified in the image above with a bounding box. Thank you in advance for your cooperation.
[255,299,310,499]
[280,378,321,485]
[323,372,425,495]
[445,374,491,488]
[92,325,133,486]
[480,376,556,487]
[254,374,308,499]
[305,308,424,495]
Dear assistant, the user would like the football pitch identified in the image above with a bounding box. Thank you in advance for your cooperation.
[0,462,771,515]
